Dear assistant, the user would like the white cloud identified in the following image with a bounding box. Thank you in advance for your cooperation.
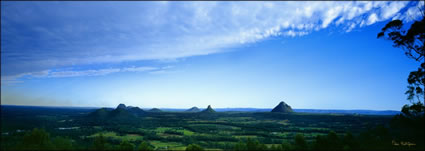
[1,1,421,80]
[1,70,49,81]
[284,30,309,37]
[322,5,343,28]
[1,70,49,85]
[367,13,379,25]
[1,66,159,83]
[121,66,158,72]
[48,66,159,78]
[399,1,424,22]
[380,1,408,20]
[48,68,121,78]
[345,22,357,32]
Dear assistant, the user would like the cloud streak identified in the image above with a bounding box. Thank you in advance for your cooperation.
[1,66,159,84]
[1,1,423,80]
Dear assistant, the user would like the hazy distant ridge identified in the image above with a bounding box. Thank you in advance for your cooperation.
[154,108,400,115]
[1,105,400,115]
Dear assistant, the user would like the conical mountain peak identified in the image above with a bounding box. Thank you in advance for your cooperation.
[271,101,293,113]
[202,105,216,113]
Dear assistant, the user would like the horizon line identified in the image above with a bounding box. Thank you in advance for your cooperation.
[0,104,401,112]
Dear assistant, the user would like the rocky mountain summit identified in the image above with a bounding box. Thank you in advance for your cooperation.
[202,105,216,113]
[89,103,145,119]
[271,101,293,113]
[116,103,127,109]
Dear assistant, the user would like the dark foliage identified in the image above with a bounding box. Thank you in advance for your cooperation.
[137,141,153,151]
[378,8,425,151]
[378,13,425,104]
[186,144,204,151]
[377,15,424,62]
[119,140,135,150]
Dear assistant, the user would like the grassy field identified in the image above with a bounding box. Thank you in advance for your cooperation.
[1,106,394,150]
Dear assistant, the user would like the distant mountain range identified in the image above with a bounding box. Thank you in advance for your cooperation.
[293,109,400,115]
[152,108,399,115]
[1,104,400,115]
[87,104,218,119]
[88,104,145,119]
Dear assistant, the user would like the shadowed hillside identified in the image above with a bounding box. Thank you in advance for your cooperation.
[271,101,293,113]
[201,105,216,113]
[186,107,200,112]
[88,104,145,119]
[148,108,162,112]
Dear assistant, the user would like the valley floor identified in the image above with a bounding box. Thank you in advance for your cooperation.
[1,106,395,150]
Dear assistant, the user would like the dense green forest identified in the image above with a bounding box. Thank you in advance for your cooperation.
[1,104,423,150]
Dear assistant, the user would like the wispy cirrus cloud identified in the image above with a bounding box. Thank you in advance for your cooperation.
[1,66,160,84]
[48,66,158,78]
[1,1,423,82]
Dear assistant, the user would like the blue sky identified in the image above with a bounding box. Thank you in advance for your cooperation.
[1,1,424,110]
